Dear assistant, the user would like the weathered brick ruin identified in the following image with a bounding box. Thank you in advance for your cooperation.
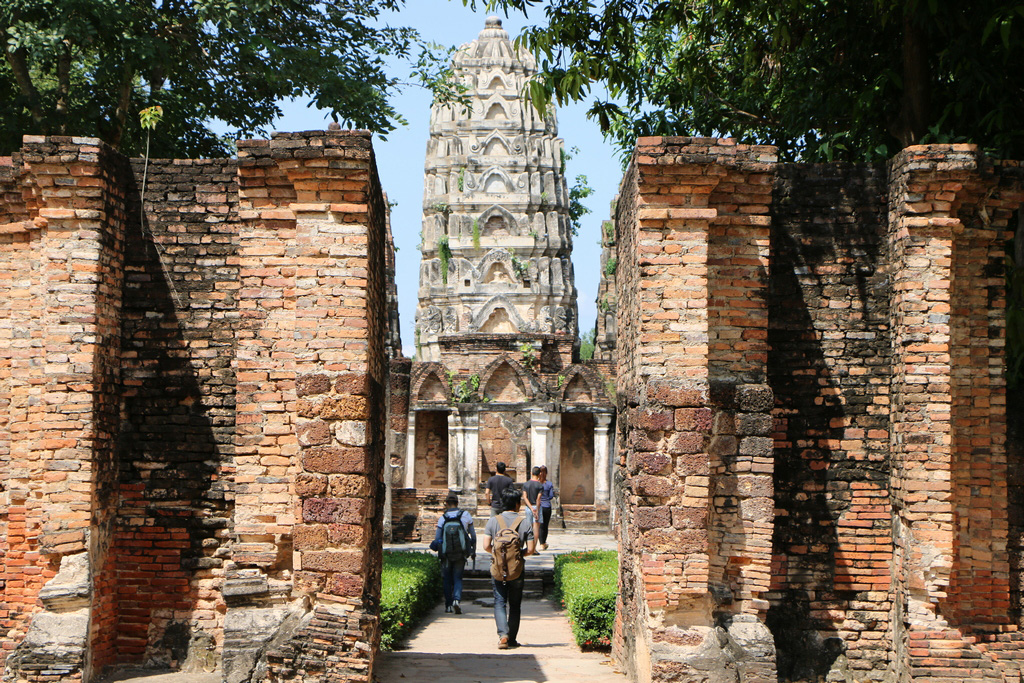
[391,17,614,539]
[1,20,1023,683]
[608,137,1024,682]
[0,130,392,683]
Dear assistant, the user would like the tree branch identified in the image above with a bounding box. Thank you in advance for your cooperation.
[55,41,72,133]
[110,65,135,148]
[5,46,44,126]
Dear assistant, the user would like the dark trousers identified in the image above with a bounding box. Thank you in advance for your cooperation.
[539,506,552,545]
[442,560,464,607]
[491,574,525,641]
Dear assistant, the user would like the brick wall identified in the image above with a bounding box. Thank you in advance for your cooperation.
[0,131,391,683]
[766,163,894,680]
[612,139,1024,683]
[99,157,240,667]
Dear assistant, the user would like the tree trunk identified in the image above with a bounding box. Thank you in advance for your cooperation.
[897,9,930,147]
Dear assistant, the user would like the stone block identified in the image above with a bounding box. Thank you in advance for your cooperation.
[637,408,675,431]
[301,550,363,574]
[641,528,707,552]
[297,420,331,446]
[636,506,672,530]
[335,372,371,395]
[668,432,704,454]
[302,497,367,525]
[318,395,370,420]
[329,474,371,497]
[739,497,774,521]
[325,573,364,597]
[738,436,773,457]
[672,506,707,529]
[708,435,738,456]
[293,524,329,550]
[736,413,773,436]
[632,452,671,475]
[296,373,331,397]
[736,384,773,412]
[633,474,676,498]
[675,408,712,432]
[648,380,706,407]
[302,445,369,474]
[328,523,367,546]
[295,473,328,497]
[676,452,710,476]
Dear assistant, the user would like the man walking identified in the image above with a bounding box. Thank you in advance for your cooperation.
[484,461,514,517]
[482,486,536,649]
[432,493,475,614]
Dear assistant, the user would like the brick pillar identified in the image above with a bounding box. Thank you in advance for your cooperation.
[613,137,777,683]
[888,145,1024,679]
[226,131,387,683]
[0,136,127,680]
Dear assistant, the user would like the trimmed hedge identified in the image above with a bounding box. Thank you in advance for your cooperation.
[380,550,441,650]
[553,549,618,650]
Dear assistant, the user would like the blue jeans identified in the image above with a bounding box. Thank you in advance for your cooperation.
[442,560,464,607]
[491,574,525,641]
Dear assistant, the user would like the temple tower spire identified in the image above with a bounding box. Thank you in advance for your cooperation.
[414,16,578,360]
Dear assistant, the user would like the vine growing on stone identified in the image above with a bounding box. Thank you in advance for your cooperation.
[472,218,481,248]
[438,234,452,285]
[519,342,536,371]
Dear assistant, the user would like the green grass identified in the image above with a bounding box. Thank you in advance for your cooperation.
[553,550,618,650]
[380,550,441,650]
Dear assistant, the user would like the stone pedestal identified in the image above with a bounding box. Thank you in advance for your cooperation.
[447,410,480,493]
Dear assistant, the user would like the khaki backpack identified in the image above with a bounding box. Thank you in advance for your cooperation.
[490,513,525,581]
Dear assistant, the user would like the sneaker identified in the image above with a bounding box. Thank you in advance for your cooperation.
[498,636,509,650]
[507,639,520,648]
[445,605,453,613]
[453,600,462,614]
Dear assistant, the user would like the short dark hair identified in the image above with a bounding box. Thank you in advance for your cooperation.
[445,493,459,506]
[531,466,541,476]
[496,461,506,474]
[501,485,521,511]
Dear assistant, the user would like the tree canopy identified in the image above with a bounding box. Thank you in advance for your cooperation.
[473,0,1024,162]
[0,0,429,156]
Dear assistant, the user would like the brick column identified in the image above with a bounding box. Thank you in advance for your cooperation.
[227,131,388,683]
[613,137,777,683]
[888,145,1024,679]
[0,136,128,680]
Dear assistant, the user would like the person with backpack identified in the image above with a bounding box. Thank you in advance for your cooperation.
[481,486,536,649]
[431,493,476,614]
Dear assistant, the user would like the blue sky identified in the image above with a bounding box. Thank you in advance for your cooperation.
[267,1,621,356]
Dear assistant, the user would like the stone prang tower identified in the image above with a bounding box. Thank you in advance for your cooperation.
[414,16,578,360]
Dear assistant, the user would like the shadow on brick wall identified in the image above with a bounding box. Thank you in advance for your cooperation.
[766,164,891,681]
[105,160,238,666]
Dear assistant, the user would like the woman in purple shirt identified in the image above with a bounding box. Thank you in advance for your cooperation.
[537,465,555,550]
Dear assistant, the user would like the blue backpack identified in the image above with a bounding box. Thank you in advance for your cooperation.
[441,510,471,564]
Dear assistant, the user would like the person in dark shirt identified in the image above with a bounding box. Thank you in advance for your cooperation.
[485,461,514,517]
[522,466,543,541]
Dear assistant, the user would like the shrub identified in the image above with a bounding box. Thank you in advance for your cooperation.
[380,550,441,650]
[553,549,618,650]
